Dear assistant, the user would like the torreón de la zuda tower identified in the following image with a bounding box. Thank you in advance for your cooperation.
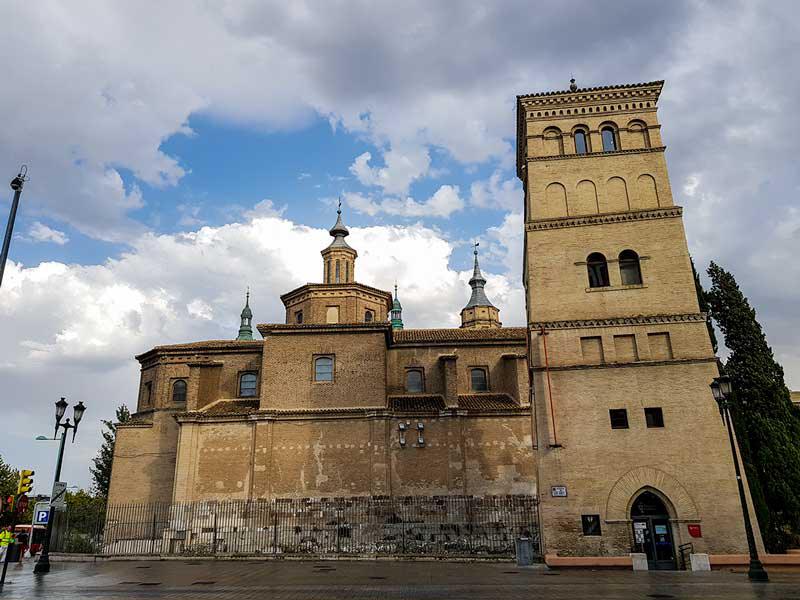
[517,79,755,567]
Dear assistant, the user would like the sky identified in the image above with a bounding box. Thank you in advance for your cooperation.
[0,1,798,493]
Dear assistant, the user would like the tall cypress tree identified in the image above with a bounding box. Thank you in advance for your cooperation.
[90,405,131,498]
[706,261,800,551]
[691,258,718,353]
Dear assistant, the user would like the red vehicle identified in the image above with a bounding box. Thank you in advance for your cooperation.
[13,524,46,556]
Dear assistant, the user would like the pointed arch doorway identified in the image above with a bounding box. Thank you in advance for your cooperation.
[631,490,677,570]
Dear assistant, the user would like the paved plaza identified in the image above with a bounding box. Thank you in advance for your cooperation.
[1,559,799,599]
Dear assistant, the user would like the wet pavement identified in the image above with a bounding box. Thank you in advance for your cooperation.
[0,558,798,599]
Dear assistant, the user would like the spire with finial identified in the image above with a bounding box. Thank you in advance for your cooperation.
[569,77,578,92]
[237,287,254,340]
[327,196,352,246]
[322,197,358,284]
[460,242,501,328]
[391,282,403,330]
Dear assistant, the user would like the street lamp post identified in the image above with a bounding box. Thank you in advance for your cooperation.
[0,166,28,289]
[710,375,768,582]
[33,398,86,575]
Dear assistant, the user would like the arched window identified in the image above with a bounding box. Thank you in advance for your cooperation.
[364,310,374,322]
[406,369,424,393]
[619,250,643,285]
[314,356,334,382]
[543,127,564,155]
[574,128,589,154]
[470,368,488,392]
[295,310,304,324]
[601,126,618,151]
[345,261,350,283]
[172,380,187,403]
[587,253,610,288]
[628,120,650,149]
[335,260,341,283]
[239,372,258,397]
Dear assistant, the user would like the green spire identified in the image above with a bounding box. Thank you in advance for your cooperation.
[237,288,254,341]
[391,283,403,330]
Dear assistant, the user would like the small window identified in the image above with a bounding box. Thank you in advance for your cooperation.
[239,372,258,397]
[314,356,334,382]
[470,368,488,392]
[326,306,340,324]
[609,409,628,429]
[364,310,374,323]
[619,250,642,285]
[295,310,304,324]
[406,369,424,393]
[543,127,564,155]
[574,129,589,154]
[335,259,341,283]
[345,261,350,283]
[645,407,664,428]
[601,127,617,151]
[142,381,152,406]
[587,253,610,288]
[581,514,602,536]
[172,380,187,403]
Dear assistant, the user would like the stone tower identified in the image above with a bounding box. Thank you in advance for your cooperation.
[517,80,753,562]
[460,243,501,329]
[322,199,357,284]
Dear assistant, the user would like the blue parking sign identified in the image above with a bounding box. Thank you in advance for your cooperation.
[34,509,49,525]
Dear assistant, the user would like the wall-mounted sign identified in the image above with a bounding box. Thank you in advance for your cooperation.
[687,524,702,538]
[550,486,567,497]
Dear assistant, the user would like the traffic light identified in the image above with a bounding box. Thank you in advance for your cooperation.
[2,495,13,512]
[17,469,34,494]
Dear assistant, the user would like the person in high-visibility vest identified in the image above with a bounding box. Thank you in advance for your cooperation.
[0,526,14,563]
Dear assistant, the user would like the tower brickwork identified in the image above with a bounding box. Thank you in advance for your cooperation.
[517,80,755,561]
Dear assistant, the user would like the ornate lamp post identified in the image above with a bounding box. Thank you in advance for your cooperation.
[34,398,87,575]
[0,166,28,289]
[709,376,768,582]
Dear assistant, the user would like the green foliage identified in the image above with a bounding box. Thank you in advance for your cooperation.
[706,261,800,551]
[691,258,718,353]
[0,456,17,499]
[90,405,131,498]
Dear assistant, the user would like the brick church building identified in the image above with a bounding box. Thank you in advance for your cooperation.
[108,80,755,566]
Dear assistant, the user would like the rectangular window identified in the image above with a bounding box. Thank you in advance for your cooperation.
[648,332,673,360]
[580,336,604,364]
[581,514,602,536]
[470,367,489,392]
[142,381,152,406]
[613,334,639,362]
[326,305,340,324]
[314,356,334,382]
[609,408,629,429]
[645,407,665,428]
[239,372,258,397]
[295,310,304,324]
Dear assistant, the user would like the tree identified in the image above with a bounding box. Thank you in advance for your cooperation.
[706,261,800,551]
[90,405,130,498]
[0,456,16,499]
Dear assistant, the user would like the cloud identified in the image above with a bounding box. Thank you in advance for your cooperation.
[26,222,69,245]
[345,185,464,218]
[349,146,432,195]
[470,171,522,212]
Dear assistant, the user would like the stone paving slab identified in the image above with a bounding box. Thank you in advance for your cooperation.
[1,559,799,599]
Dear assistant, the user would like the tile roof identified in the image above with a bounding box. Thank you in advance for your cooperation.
[136,340,263,360]
[458,394,520,411]
[389,395,446,412]
[517,80,664,100]
[201,399,260,415]
[392,328,526,345]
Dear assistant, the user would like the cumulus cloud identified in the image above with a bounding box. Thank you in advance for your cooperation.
[470,171,522,212]
[26,222,69,245]
[345,185,464,218]
[349,146,432,195]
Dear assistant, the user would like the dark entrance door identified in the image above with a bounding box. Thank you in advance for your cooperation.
[631,491,676,570]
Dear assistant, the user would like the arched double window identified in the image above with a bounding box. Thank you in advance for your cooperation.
[619,250,643,285]
[406,369,424,393]
[314,356,334,382]
[574,127,590,154]
[239,372,258,397]
[587,252,610,288]
[601,125,618,152]
[470,368,488,392]
[172,379,187,403]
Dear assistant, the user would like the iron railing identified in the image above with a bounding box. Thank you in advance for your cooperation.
[98,495,539,558]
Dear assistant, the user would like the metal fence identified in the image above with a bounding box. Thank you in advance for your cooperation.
[50,501,107,554]
[97,495,539,558]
